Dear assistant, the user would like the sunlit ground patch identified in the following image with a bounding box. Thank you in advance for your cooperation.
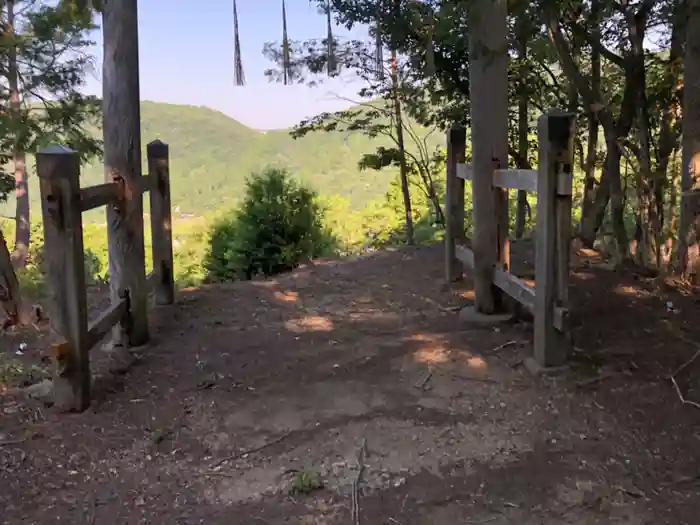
[285,316,334,333]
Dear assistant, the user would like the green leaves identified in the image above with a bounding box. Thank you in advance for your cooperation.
[206,168,333,281]
[0,0,102,201]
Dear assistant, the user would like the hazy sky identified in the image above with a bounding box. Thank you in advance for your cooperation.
[82,0,369,130]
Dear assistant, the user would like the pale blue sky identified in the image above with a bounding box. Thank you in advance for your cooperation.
[82,0,369,130]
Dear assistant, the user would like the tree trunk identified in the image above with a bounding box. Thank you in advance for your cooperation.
[390,50,414,245]
[579,0,600,236]
[546,8,635,259]
[0,228,22,328]
[6,0,29,268]
[514,13,529,239]
[469,0,509,314]
[679,0,700,279]
[102,0,149,345]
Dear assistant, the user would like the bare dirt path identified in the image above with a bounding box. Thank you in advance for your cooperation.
[2,243,700,524]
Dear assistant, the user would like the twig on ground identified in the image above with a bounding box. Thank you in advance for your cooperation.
[414,371,432,391]
[670,349,700,379]
[667,335,700,409]
[575,371,618,388]
[351,437,367,525]
[0,437,27,447]
[209,431,292,469]
[451,373,498,384]
[671,376,700,410]
[489,340,517,352]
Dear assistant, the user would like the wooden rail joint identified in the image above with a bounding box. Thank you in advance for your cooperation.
[79,180,123,212]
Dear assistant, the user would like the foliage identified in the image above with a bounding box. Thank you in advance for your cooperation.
[264,32,447,227]
[205,168,334,281]
[289,470,324,495]
[0,101,443,221]
[0,0,103,183]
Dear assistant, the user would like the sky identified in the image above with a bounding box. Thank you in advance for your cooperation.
[82,0,369,130]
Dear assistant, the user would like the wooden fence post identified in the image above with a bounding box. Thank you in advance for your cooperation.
[36,145,90,412]
[103,0,149,346]
[445,125,467,283]
[534,110,575,367]
[147,140,175,305]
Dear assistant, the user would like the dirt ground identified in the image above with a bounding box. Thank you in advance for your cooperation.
[3,241,700,524]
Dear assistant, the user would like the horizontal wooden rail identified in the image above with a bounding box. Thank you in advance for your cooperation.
[493,169,538,192]
[79,174,159,213]
[455,244,475,268]
[455,165,571,196]
[456,163,472,181]
[86,295,129,350]
[80,182,119,211]
[139,173,157,194]
[455,243,565,331]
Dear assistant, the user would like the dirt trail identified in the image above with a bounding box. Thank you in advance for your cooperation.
[2,243,700,524]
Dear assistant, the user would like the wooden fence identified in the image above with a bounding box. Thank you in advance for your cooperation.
[36,140,174,412]
[444,110,575,368]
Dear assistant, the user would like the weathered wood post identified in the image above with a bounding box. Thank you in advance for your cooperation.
[533,110,575,367]
[445,125,467,283]
[102,0,149,346]
[468,0,510,314]
[147,140,175,305]
[36,145,90,412]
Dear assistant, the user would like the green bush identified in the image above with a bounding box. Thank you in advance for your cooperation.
[206,167,334,281]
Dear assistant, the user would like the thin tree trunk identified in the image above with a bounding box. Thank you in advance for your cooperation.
[579,0,600,236]
[514,12,529,239]
[390,50,414,245]
[0,228,22,328]
[7,0,29,268]
[666,148,680,265]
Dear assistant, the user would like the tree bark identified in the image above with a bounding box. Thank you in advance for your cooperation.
[0,228,22,328]
[679,0,700,279]
[469,0,509,313]
[546,8,633,257]
[6,0,29,268]
[102,0,149,345]
[578,0,600,236]
[514,12,529,239]
[390,50,414,245]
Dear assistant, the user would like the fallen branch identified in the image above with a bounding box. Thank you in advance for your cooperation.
[489,340,518,352]
[0,437,27,447]
[669,349,700,379]
[575,371,618,388]
[451,373,498,384]
[671,375,700,410]
[209,430,292,469]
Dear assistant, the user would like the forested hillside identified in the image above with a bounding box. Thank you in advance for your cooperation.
[0,100,442,222]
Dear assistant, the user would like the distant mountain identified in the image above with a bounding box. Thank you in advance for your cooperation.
[1,101,444,222]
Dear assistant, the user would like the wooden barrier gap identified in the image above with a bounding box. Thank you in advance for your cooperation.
[445,109,575,369]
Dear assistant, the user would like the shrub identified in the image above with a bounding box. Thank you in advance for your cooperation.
[206,167,333,281]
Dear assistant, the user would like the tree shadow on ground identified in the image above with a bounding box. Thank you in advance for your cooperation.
[2,242,700,524]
